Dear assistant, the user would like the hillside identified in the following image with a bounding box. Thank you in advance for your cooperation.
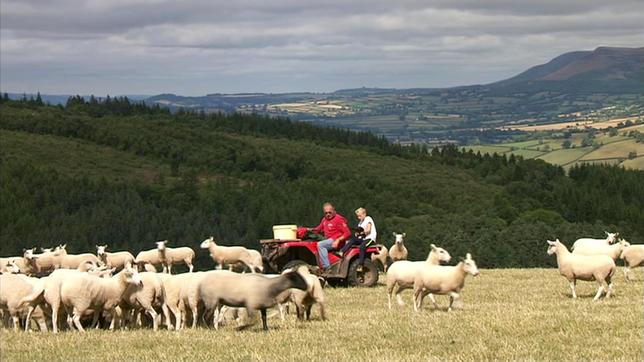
[1,98,643,270]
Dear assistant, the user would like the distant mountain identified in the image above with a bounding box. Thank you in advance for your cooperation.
[491,46,644,93]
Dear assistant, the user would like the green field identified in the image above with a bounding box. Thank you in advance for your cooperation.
[1,268,642,361]
[537,147,593,165]
[580,139,644,161]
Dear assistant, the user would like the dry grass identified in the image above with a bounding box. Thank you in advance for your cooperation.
[1,268,642,361]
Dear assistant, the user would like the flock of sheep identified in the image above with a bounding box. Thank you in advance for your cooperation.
[0,231,642,333]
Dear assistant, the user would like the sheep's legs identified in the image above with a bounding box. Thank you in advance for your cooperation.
[623,267,631,282]
[427,294,438,309]
[448,292,460,312]
[260,308,268,331]
[592,285,605,301]
[51,303,59,333]
[24,305,35,332]
[569,281,577,299]
[72,311,85,332]
[277,303,285,321]
[11,314,19,332]
[187,262,194,273]
[146,308,159,331]
[305,305,312,321]
[412,288,422,312]
[605,282,613,299]
[91,311,100,329]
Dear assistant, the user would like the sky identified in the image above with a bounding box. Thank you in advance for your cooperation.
[1,0,643,96]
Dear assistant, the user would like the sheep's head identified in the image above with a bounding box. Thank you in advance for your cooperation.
[462,253,479,276]
[393,232,406,245]
[7,260,21,274]
[55,244,68,255]
[618,238,630,248]
[156,240,168,251]
[546,239,562,255]
[40,247,53,253]
[23,248,37,259]
[430,244,452,264]
[605,231,619,244]
[200,237,214,249]
[96,245,107,255]
[124,265,143,287]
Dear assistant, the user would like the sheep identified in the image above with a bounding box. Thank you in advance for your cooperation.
[21,247,65,276]
[56,244,101,270]
[412,253,480,312]
[0,273,46,331]
[0,256,20,274]
[200,236,264,273]
[176,271,212,329]
[156,240,195,273]
[547,239,616,301]
[572,238,630,261]
[286,265,326,321]
[59,264,143,331]
[96,245,135,271]
[134,247,164,272]
[371,245,390,273]
[198,270,308,331]
[120,272,171,331]
[2,260,21,274]
[571,231,619,251]
[386,244,452,309]
[620,243,644,282]
[389,232,408,262]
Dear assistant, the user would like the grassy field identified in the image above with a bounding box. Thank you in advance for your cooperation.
[1,268,642,361]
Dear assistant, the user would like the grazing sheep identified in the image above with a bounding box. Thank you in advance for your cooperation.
[572,238,630,261]
[572,231,619,251]
[156,240,195,274]
[59,265,143,331]
[96,245,135,272]
[386,244,452,309]
[412,253,480,312]
[371,245,390,273]
[134,247,164,272]
[287,265,326,321]
[620,243,644,281]
[120,272,171,330]
[56,244,100,270]
[389,232,408,262]
[200,237,264,273]
[198,270,308,331]
[0,274,46,331]
[547,239,616,301]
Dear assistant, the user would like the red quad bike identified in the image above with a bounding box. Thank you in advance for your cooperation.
[260,238,383,287]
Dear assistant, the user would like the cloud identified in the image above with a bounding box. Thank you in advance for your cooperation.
[1,0,643,95]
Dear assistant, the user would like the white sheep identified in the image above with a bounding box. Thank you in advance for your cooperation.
[23,247,63,275]
[198,270,308,331]
[59,264,143,331]
[389,232,408,262]
[620,243,644,282]
[0,273,46,331]
[158,273,198,330]
[371,245,390,273]
[572,238,630,261]
[134,247,164,272]
[96,245,135,271]
[286,265,326,321]
[156,240,195,273]
[547,239,616,301]
[56,244,101,270]
[412,253,479,312]
[200,237,264,273]
[120,272,171,330]
[177,271,212,329]
[386,244,451,309]
[571,231,619,251]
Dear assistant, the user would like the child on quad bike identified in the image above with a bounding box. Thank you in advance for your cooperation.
[338,207,377,271]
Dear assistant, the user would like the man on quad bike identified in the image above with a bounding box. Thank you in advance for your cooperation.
[308,202,351,271]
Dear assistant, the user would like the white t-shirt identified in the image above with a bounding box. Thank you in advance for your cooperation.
[358,216,377,241]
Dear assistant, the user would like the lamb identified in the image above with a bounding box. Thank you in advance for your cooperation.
[571,231,619,251]
[57,244,101,270]
[412,253,480,312]
[547,239,615,301]
[198,270,308,331]
[285,265,326,321]
[120,272,171,330]
[96,245,135,271]
[620,243,644,281]
[0,273,46,331]
[371,245,390,273]
[200,237,264,273]
[389,232,408,262]
[386,244,452,309]
[156,240,195,273]
[134,246,164,272]
[59,264,143,331]
[572,238,630,261]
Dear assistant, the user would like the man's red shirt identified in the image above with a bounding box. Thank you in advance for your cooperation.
[312,213,351,245]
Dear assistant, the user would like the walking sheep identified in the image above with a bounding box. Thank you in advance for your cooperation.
[547,239,615,301]
[572,238,630,261]
[200,237,264,273]
[620,243,644,281]
[386,244,451,309]
[96,245,135,272]
[412,253,479,312]
[156,240,195,274]
[389,233,408,262]
[198,270,308,331]
[571,231,619,251]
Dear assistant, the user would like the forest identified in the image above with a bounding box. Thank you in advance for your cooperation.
[1,95,643,269]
